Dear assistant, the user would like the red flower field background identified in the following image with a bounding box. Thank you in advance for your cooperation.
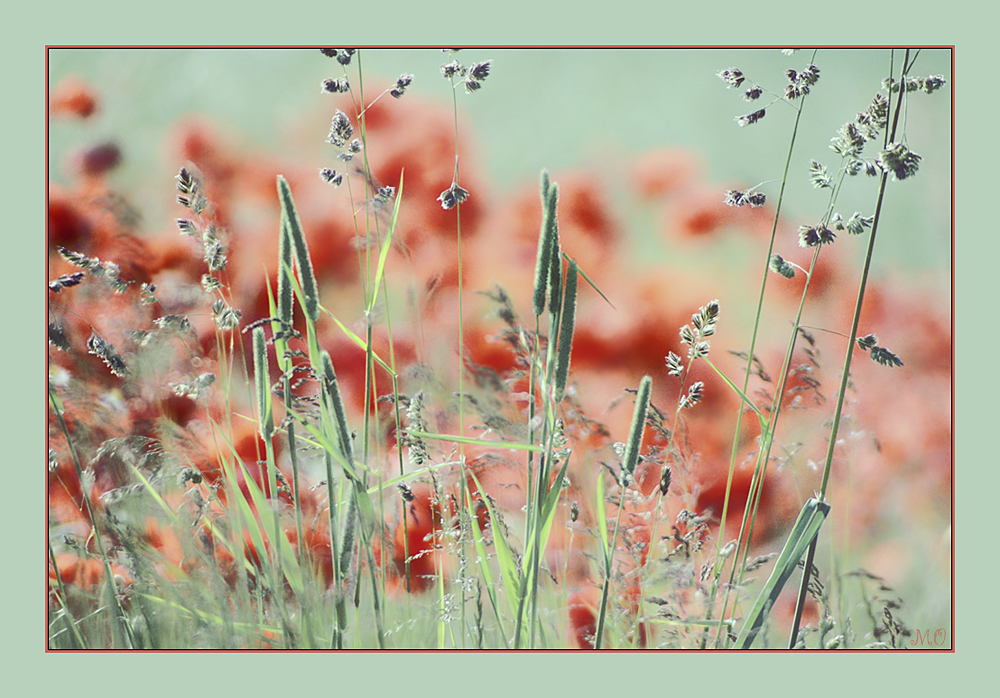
[47,48,951,650]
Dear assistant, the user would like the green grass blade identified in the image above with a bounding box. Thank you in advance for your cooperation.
[319,304,396,376]
[522,453,572,576]
[564,253,616,310]
[365,460,462,495]
[464,491,510,647]
[733,497,830,649]
[402,429,543,452]
[234,455,305,598]
[705,357,767,428]
[469,471,522,620]
[365,170,404,316]
[595,468,609,562]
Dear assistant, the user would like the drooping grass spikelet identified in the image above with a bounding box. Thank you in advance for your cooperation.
[622,375,652,477]
[277,175,319,322]
[554,260,578,403]
[86,331,129,378]
[532,170,559,317]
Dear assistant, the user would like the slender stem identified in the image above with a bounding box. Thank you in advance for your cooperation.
[710,51,816,645]
[446,76,470,648]
[788,48,913,648]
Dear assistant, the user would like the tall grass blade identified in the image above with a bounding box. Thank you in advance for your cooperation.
[365,171,404,316]
[469,472,522,621]
[733,497,830,649]
[464,493,510,647]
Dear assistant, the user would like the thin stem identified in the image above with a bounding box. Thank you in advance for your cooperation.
[709,50,816,646]
[788,48,913,648]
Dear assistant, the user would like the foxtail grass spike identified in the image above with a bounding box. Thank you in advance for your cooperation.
[554,260,578,402]
[546,187,563,317]
[252,327,274,440]
[532,171,559,317]
[277,207,294,326]
[277,175,319,322]
[319,350,355,466]
[622,375,652,476]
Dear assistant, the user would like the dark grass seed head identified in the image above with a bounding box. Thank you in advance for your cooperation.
[437,182,469,210]
[441,59,465,79]
[870,345,904,367]
[49,321,70,351]
[212,299,242,330]
[724,189,748,207]
[809,160,832,189]
[879,143,922,181]
[49,272,85,293]
[769,254,796,278]
[319,168,343,186]
[665,351,683,377]
[321,77,350,94]
[175,167,196,194]
[856,333,878,350]
[717,68,745,88]
[391,74,414,98]
[87,331,129,378]
[468,60,492,81]
[798,224,836,247]
[736,109,766,127]
[659,465,672,496]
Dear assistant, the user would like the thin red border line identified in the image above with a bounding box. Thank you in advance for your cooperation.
[950,45,956,653]
[45,46,955,653]
[44,44,957,49]
[45,45,51,653]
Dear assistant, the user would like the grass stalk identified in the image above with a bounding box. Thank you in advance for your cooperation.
[788,48,915,647]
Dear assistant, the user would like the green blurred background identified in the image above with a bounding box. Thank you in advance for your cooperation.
[48,48,951,282]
